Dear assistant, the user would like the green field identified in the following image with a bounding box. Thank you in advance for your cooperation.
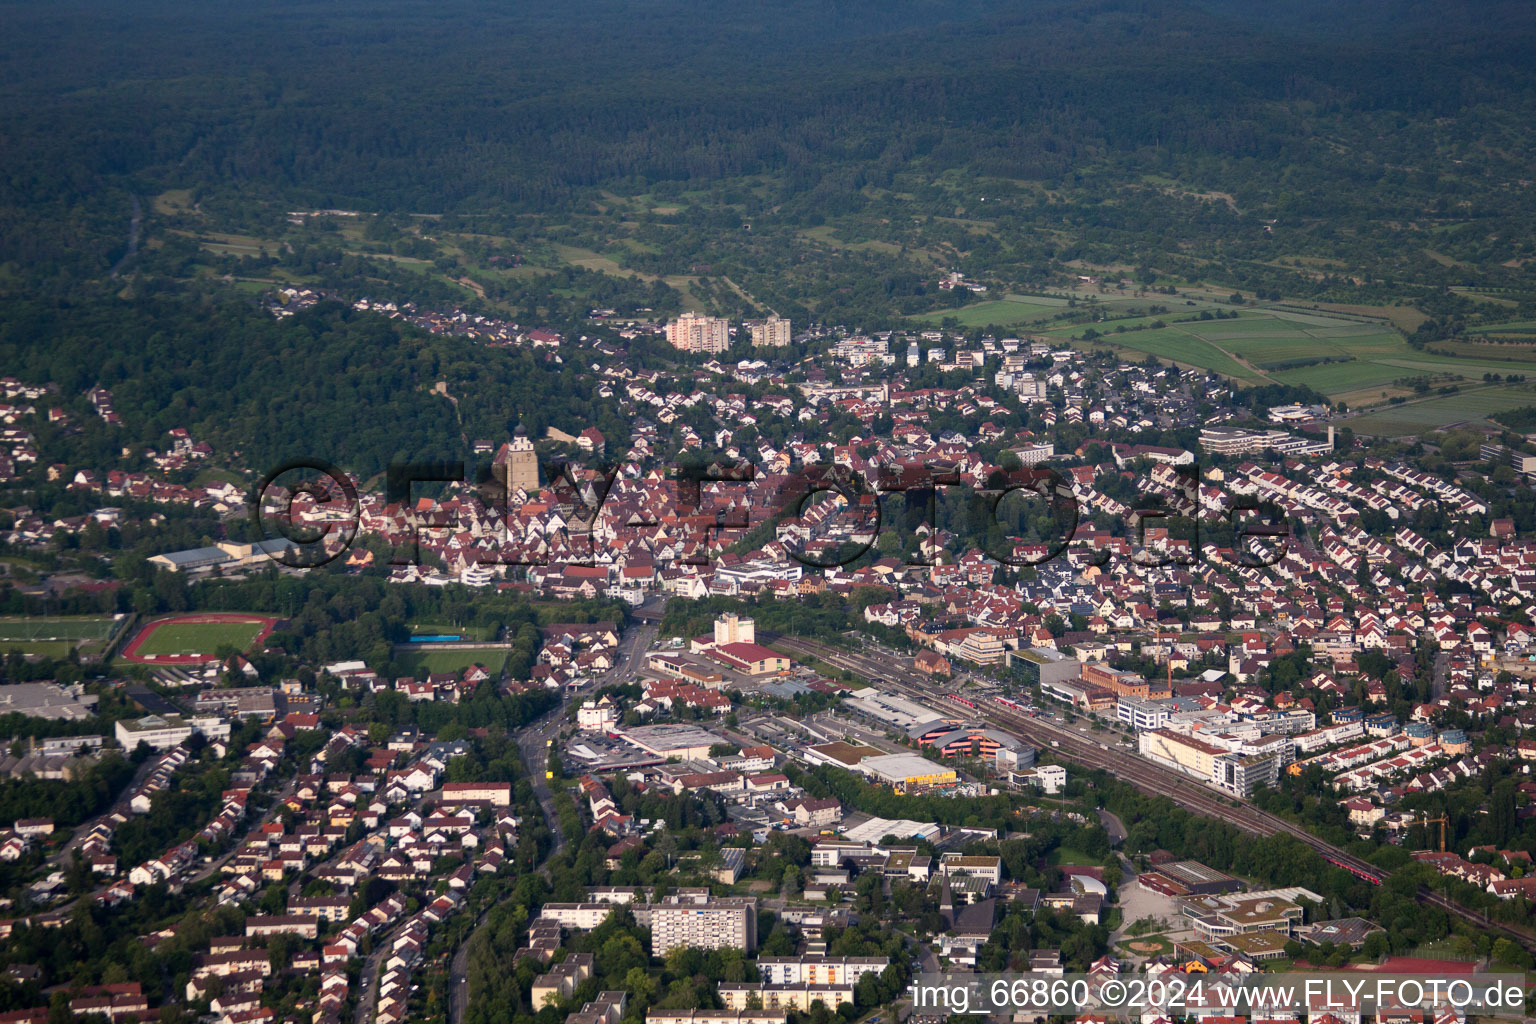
[0,615,117,642]
[1046,846,1102,867]
[1045,323,1264,381]
[1022,304,1536,405]
[136,620,267,656]
[912,298,1063,327]
[1342,384,1536,436]
[393,646,509,676]
[0,640,77,658]
[0,615,124,661]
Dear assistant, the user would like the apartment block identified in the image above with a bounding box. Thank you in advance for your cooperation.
[666,313,731,354]
[755,956,889,986]
[747,316,792,347]
[649,895,757,956]
[718,983,855,1012]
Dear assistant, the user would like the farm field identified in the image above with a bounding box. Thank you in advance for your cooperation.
[911,298,1063,328]
[393,646,509,676]
[1342,384,1536,436]
[1429,339,1536,362]
[1044,323,1263,381]
[1026,303,1536,402]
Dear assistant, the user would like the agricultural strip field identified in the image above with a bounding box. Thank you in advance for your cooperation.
[1341,384,1536,436]
[1017,304,1536,401]
[1043,323,1265,381]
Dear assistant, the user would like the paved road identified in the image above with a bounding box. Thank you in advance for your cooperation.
[1097,808,1128,845]
[446,610,663,1023]
[354,939,388,1024]
[40,752,294,916]
[109,194,142,278]
[446,709,569,1024]
[188,775,299,886]
[45,753,160,870]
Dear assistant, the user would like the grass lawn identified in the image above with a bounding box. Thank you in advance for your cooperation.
[393,647,509,676]
[136,620,267,656]
[1047,846,1102,867]
[0,615,116,642]
[0,640,76,658]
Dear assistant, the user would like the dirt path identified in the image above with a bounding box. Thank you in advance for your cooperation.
[110,195,143,277]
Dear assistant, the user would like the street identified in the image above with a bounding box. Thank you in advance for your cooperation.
[444,609,663,1024]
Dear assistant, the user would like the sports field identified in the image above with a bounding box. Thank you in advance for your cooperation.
[406,622,497,642]
[393,647,508,676]
[123,613,277,663]
[0,615,119,659]
[0,615,117,642]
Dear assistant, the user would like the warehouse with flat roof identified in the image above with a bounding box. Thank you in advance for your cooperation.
[857,753,957,793]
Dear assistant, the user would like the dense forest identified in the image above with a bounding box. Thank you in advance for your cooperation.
[0,294,635,480]
[2,0,1535,312]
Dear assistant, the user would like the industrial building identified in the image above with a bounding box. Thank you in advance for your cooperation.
[1115,695,1210,731]
[615,724,722,761]
[856,753,957,793]
[0,682,98,721]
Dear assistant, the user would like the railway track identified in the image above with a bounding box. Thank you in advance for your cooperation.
[762,630,1536,954]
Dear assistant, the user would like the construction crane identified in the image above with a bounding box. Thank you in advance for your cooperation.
[1416,813,1449,853]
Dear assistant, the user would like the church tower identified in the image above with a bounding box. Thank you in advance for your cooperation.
[498,424,539,502]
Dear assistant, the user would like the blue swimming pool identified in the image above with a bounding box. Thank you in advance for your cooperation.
[407,634,464,643]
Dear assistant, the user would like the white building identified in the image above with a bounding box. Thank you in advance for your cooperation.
[115,714,230,750]
[578,697,618,732]
[714,613,755,646]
